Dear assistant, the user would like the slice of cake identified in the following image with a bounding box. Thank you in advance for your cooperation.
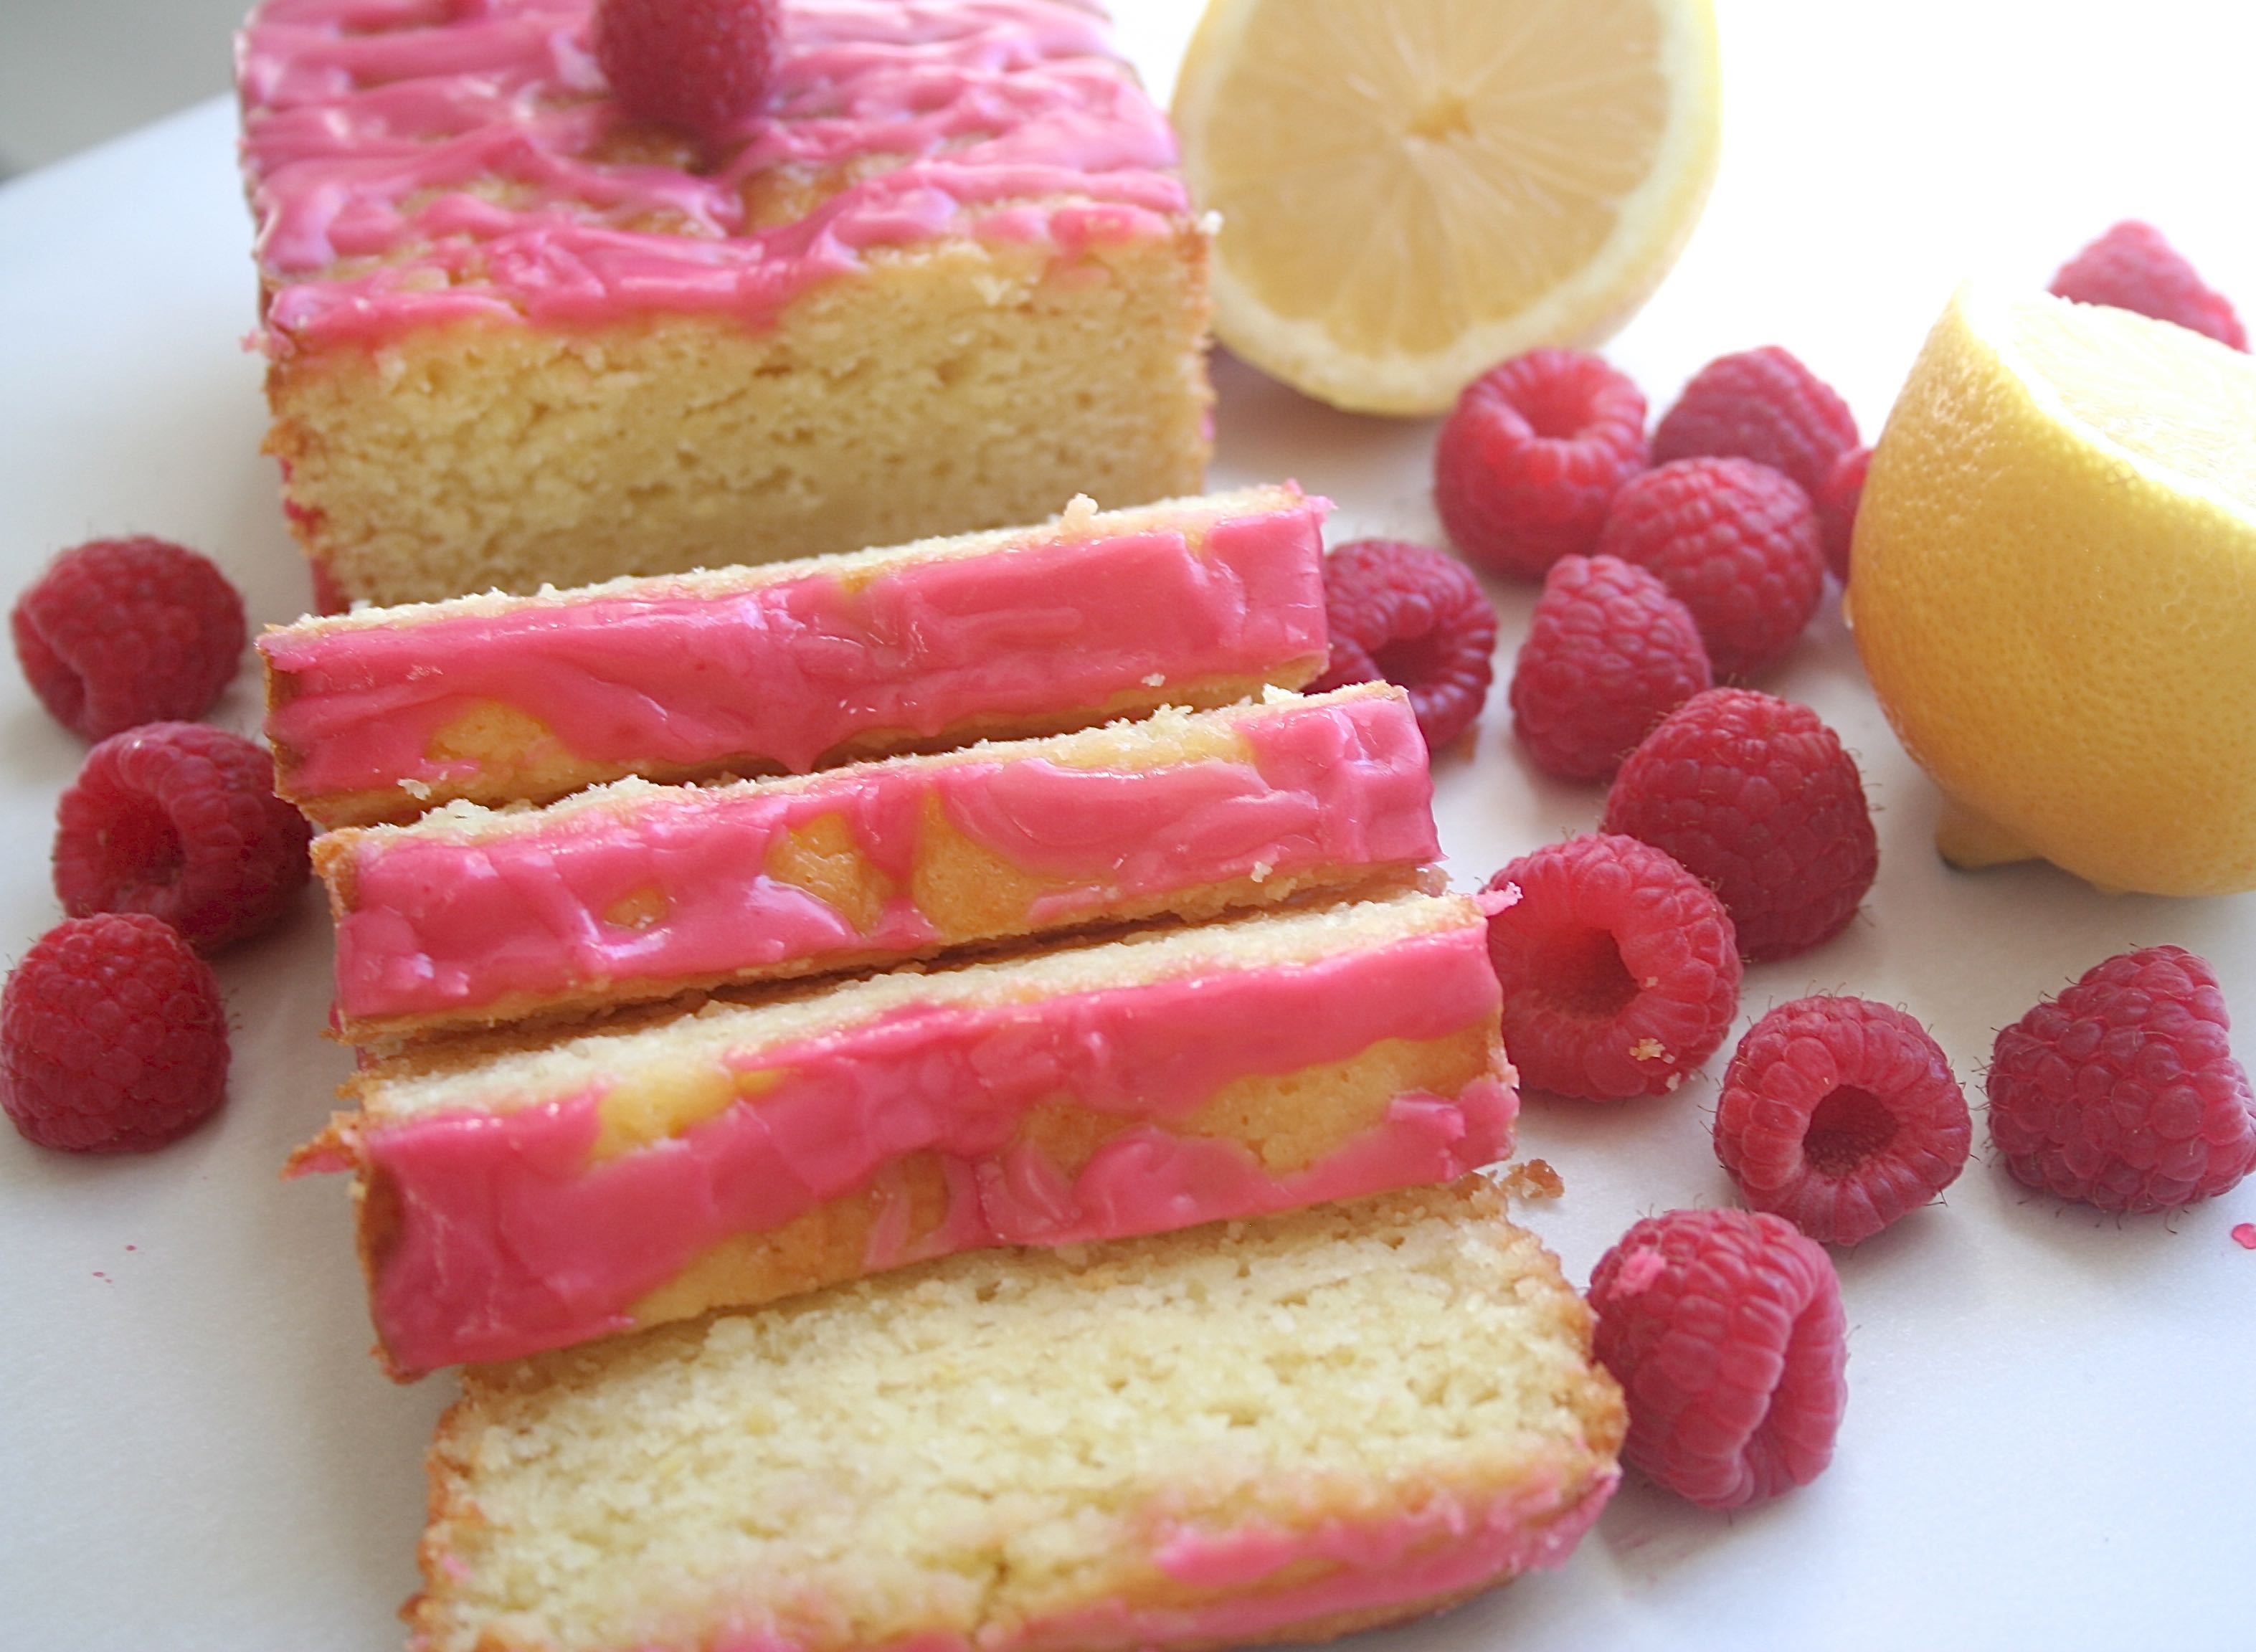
[293,892,1513,1375]
[237,0,1212,607]
[260,485,1327,829]
[409,1181,1624,1652]
[321,685,1437,1044]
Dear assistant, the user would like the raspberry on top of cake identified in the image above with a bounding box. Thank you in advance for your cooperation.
[239,0,1190,343]
[236,0,1214,605]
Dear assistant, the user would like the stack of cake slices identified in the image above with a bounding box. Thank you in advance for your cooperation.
[267,488,1622,1652]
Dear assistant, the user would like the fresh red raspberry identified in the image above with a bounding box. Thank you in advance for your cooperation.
[1433,350,1649,580]
[596,0,782,141]
[1987,946,2256,1213]
[1603,688,1877,964]
[1508,556,1711,783]
[1815,444,1872,584]
[1,914,229,1154]
[1650,346,1859,502]
[1480,835,1740,1101]
[1715,997,1972,1245]
[1593,458,1825,680]
[2049,221,2247,351]
[11,537,247,742]
[54,723,312,954]
[1309,538,1497,751]
[1588,1207,1847,1509]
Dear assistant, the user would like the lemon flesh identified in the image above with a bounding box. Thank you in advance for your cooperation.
[1172,0,1720,416]
[1851,285,2256,896]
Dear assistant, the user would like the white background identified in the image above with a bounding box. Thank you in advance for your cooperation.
[1,2,2251,1648]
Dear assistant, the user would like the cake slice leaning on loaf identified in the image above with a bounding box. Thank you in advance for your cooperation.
[261,484,1327,829]
[291,892,1513,1376]
[411,1181,1624,1652]
[319,685,1436,1045]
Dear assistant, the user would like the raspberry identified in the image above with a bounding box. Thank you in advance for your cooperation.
[11,537,247,742]
[1815,444,1872,584]
[2049,221,2247,351]
[1509,556,1711,782]
[1309,539,1497,751]
[595,0,782,141]
[1588,1207,1847,1509]
[1603,688,1877,964]
[1650,346,1859,501]
[1,914,229,1154]
[1480,835,1740,1101]
[1593,457,1824,680]
[1987,946,2256,1213]
[1433,350,1649,579]
[54,723,312,953]
[1715,997,1972,1245]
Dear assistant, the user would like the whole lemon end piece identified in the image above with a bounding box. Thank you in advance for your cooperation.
[1853,284,2256,898]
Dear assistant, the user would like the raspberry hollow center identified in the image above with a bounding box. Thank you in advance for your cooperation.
[1533,924,1639,1017]
[1370,630,1449,690]
[98,798,184,890]
[1515,378,1600,440]
[1804,1085,1897,1174]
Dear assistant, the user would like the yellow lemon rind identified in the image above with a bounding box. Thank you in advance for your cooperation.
[1852,285,2256,897]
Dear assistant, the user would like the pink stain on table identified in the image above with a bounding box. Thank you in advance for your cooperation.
[2232,1223,2256,1250]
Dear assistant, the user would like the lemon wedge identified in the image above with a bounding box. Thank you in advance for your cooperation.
[1852,285,2256,896]
[1170,0,1721,415]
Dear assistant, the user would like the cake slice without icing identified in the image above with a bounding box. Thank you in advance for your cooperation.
[409,1180,1624,1652]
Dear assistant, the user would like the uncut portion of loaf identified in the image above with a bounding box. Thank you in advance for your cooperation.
[413,1181,1624,1652]
[239,0,1212,607]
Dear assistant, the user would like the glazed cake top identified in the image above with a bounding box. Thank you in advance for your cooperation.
[237,0,1188,351]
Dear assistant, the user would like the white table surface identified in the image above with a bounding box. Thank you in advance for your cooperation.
[1,3,2251,1648]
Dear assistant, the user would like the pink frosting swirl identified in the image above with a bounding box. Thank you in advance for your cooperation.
[238,0,1189,348]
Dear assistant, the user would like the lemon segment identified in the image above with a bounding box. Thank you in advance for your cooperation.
[1851,285,2256,896]
[1171,0,1720,416]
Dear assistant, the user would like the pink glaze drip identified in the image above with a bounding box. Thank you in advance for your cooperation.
[331,693,1436,1027]
[347,926,1509,1372]
[263,503,1327,804]
[238,0,1187,350]
[2233,1222,2256,1250]
[688,1472,1616,1652]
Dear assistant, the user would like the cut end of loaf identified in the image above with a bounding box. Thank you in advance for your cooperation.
[410,1180,1624,1652]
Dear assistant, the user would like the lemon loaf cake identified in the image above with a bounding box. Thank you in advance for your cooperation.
[260,485,1328,829]
[237,0,1212,608]
[409,1181,1624,1652]
[293,892,1513,1375]
[320,685,1436,1045]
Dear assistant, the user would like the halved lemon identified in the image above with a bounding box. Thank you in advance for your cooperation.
[1171,0,1721,415]
[1852,285,2256,896]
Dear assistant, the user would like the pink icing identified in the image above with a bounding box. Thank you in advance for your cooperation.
[238,0,1187,351]
[2233,1222,2256,1250]
[262,503,1328,807]
[331,692,1435,1028]
[339,926,1509,1372]
[679,1473,1616,1652]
